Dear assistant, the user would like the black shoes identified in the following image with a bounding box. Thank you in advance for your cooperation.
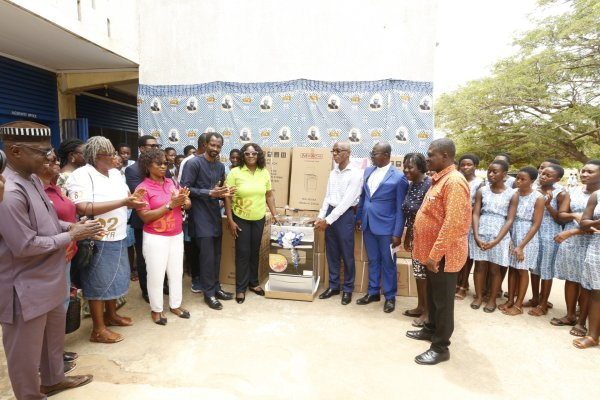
[248,286,265,296]
[319,288,340,299]
[63,352,78,363]
[215,289,234,301]
[341,292,352,305]
[406,329,433,342]
[384,298,396,313]
[414,349,450,365]
[142,293,149,303]
[64,361,76,374]
[236,293,245,304]
[356,294,381,305]
[205,296,223,310]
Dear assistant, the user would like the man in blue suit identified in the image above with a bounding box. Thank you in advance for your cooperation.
[356,142,409,313]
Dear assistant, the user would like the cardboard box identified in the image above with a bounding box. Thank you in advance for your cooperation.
[265,147,292,208]
[219,214,271,286]
[289,147,332,211]
[396,257,418,297]
[322,258,369,294]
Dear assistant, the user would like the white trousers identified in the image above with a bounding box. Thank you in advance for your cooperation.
[142,232,184,312]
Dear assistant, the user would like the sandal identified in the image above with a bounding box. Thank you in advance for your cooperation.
[104,315,133,327]
[502,305,523,316]
[455,287,467,300]
[412,319,425,327]
[170,307,191,319]
[470,300,482,310]
[527,305,547,316]
[483,305,496,313]
[151,312,167,326]
[572,336,599,349]
[498,301,513,311]
[569,326,587,337]
[90,328,124,343]
[550,316,577,326]
[522,298,539,308]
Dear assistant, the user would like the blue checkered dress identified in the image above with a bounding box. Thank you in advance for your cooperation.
[510,191,542,270]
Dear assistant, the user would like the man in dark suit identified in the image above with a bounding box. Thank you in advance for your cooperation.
[222,98,232,109]
[308,129,319,141]
[125,135,167,302]
[279,129,290,141]
[181,132,235,310]
[0,121,102,399]
[419,99,431,110]
[349,130,360,143]
[187,99,197,111]
[396,130,407,142]
[356,142,408,313]
[328,98,339,110]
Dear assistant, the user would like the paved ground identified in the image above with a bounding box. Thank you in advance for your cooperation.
[1,276,599,399]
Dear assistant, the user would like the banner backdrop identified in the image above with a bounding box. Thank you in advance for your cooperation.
[137,79,433,161]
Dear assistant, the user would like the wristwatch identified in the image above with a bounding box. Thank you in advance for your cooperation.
[165,203,173,211]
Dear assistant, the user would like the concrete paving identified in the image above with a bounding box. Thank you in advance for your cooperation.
[1,275,599,399]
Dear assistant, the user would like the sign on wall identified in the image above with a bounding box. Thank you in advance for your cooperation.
[137,79,433,160]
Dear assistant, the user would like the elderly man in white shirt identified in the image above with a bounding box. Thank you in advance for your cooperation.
[315,142,363,305]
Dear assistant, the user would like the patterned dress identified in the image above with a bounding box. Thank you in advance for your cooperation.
[532,186,563,279]
[581,200,600,290]
[510,191,542,270]
[470,185,515,267]
[402,176,432,279]
[554,187,591,283]
[466,177,484,261]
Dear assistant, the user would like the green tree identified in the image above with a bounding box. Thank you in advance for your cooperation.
[436,0,600,167]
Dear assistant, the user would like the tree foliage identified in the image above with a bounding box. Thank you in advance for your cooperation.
[436,0,600,168]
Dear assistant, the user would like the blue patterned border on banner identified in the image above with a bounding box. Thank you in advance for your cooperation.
[138,79,433,161]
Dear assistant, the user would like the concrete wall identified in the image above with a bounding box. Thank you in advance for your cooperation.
[139,0,436,84]
[7,0,139,64]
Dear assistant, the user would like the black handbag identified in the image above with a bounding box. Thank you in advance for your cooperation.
[65,294,81,334]
[76,172,97,269]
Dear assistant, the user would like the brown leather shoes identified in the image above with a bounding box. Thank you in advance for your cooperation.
[40,374,93,396]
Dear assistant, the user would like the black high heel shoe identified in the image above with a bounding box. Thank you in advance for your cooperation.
[236,293,245,304]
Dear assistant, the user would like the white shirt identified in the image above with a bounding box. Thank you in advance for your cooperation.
[367,162,392,195]
[177,154,196,183]
[66,164,129,241]
[318,163,363,225]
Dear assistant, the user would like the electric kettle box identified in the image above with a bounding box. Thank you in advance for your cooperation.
[289,147,332,210]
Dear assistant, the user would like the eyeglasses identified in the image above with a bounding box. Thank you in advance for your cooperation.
[145,144,161,148]
[19,144,54,158]
[331,149,348,154]
[370,151,386,157]
[244,152,258,157]
[97,151,118,158]
[153,161,169,166]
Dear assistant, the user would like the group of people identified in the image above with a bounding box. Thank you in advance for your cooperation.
[1,120,599,399]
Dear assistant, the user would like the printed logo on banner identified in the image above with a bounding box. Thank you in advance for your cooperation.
[186,129,197,138]
[137,97,143,105]
[395,127,409,143]
[221,95,233,110]
[150,98,162,113]
[260,96,272,112]
[278,126,291,142]
[307,126,320,142]
[260,129,271,137]
[369,94,383,111]
[186,97,198,113]
[418,95,432,112]
[370,128,382,138]
[222,128,233,138]
[240,128,252,143]
[327,95,341,112]
[349,128,361,143]
[151,130,161,138]
[168,128,180,143]
[328,129,340,138]
[169,98,179,106]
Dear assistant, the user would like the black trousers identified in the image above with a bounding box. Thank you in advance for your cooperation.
[186,239,200,279]
[195,236,222,298]
[233,215,265,293]
[423,258,459,353]
[134,228,148,295]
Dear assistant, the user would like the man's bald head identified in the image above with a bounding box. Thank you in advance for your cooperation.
[336,141,351,152]
[430,138,456,159]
